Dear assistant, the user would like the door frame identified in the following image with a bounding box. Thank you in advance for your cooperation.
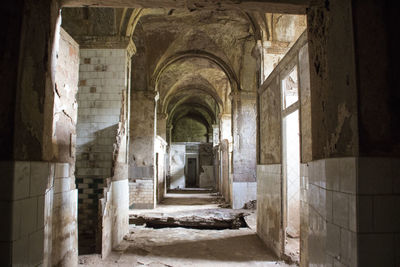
[185,153,199,187]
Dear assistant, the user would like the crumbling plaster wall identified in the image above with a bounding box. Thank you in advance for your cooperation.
[307,2,358,160]
[0,0,80,264]
[50,28,80,267]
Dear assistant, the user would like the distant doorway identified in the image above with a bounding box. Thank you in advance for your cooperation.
[186,158,197,187]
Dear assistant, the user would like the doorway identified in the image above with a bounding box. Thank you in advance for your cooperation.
[281,66,300,260]
[186,158,197,187]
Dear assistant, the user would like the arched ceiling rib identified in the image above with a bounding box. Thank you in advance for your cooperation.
[156,56,231,115]
[153,50,239,93]
[171,105,213,131]
[168,95,217,125]
[162,85,222,115]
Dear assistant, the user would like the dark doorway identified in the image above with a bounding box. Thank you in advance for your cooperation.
[187,158,197,187]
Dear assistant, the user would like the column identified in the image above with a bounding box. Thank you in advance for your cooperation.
[230,91,257,209]
[129,90,157,209]
[212,124,219,146]
[166,124,173,145]
[218,114,232,204]
[157,113,168,141]
[75,36,134,254]
[219,114,232,143]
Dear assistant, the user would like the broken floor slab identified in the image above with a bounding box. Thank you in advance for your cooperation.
[130,208,250,229]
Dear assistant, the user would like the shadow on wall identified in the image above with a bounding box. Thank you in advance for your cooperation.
[75,124,118,255]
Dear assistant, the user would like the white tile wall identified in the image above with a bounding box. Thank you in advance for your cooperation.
[76,48,127,187]
[55,163,69,178]
[30,162,51,197]
[256,164,282,257]
[304,157,400,266]
[3,160,78,266]
[357,157,400,266]
[306,158,357,267]
[13,161,30,200]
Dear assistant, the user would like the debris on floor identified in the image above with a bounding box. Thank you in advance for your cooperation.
[243,200,257,209]
[218,202,231,208]
[284,236,300,265]
[79,192,295,267]
[130,208,249,229]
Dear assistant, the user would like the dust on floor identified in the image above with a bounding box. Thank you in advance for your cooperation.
[79,192,295,267]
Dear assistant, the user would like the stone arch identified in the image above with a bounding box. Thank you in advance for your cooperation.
[161,84,223,115]
[152,50,240,92]
[168,98,217,126]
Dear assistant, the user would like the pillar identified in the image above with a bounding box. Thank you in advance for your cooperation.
[219,113,232,143]
[207,132,213,143]
[231,91,257,209]
[166,124,173,145]
[129,91,157,209]
[218,114,232,204]
[74,34,135,254]
[212,124,219,146]
[157,113,168,141]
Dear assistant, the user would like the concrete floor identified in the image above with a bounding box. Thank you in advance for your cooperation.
[79,192,295,267]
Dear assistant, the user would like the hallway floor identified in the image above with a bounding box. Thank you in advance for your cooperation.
[78,192,294,267]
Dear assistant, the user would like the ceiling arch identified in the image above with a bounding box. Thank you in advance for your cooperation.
[152,50,240,92]
[169,98,217,125]
[161,84,223,115]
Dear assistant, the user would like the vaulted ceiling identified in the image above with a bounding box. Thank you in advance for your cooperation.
[62,6,305,141]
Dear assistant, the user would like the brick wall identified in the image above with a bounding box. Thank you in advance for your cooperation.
[129,179,154,209]
[76,48,128,254]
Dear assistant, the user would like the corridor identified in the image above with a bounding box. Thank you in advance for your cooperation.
[2,1,399,266]
[79,192,293,267]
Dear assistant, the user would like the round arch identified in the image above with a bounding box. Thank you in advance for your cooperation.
[152,50,240,92]
[161,85,223,115]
